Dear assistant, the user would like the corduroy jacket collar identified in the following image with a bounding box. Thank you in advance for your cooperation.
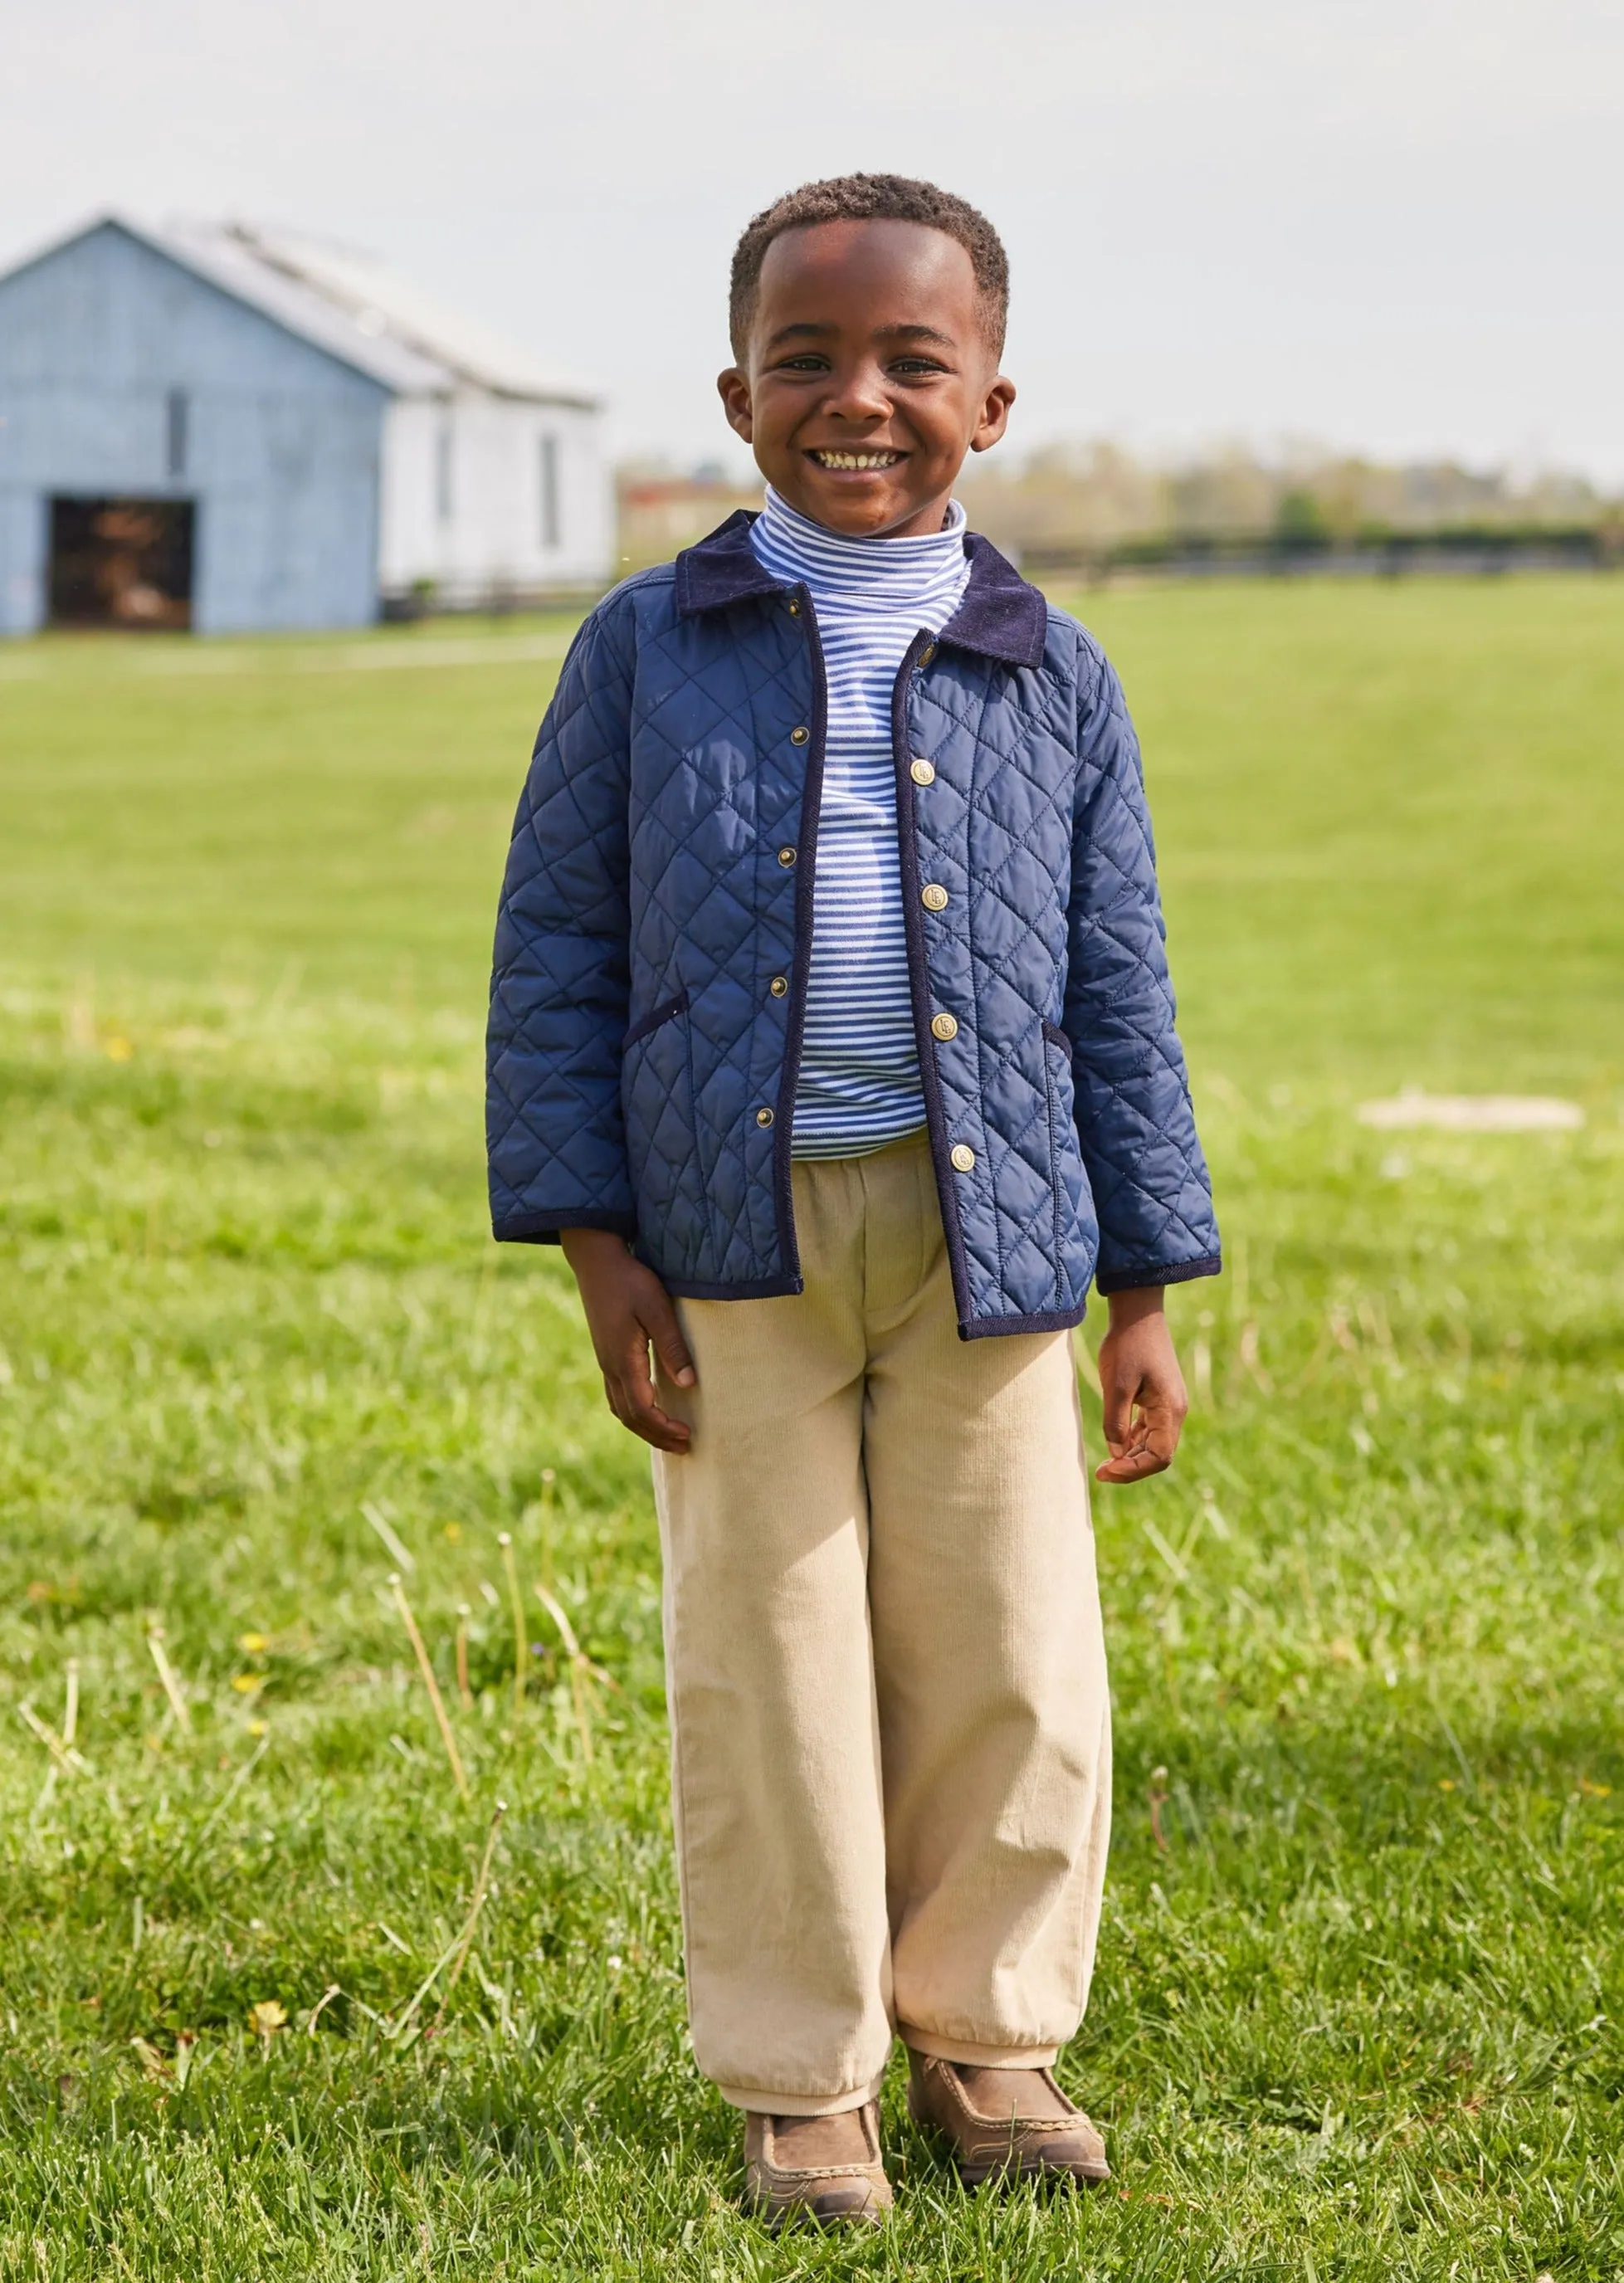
[673,510,1049,670]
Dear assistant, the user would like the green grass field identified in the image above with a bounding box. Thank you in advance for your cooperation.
[1,578,1620,2280]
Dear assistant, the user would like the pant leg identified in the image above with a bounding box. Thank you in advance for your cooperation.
[858,1136,1113,2066]
[650,1155,891,2116]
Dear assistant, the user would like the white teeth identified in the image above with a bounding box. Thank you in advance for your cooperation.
[813,450,900,471]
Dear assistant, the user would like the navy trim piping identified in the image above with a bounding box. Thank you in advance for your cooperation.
[622,988,689,1049]
[957,1302,1089,1343]
[663,1270,806,1302]
[769,580,827,1288]
[1095,1251,1223,1295]
[492,1207,636,1246]
[890,627,978,1333]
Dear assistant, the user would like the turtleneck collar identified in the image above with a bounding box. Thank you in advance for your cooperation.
[751,485,970,603]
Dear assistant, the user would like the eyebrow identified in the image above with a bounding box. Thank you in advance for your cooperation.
[763,320,959,350]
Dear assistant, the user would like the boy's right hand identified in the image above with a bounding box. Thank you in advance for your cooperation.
[559,1229,695,1453]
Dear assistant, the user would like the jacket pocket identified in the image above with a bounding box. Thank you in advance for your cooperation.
[1041,1021,1078,1310]
[622,988,690,1050]
[621,989,710,1280]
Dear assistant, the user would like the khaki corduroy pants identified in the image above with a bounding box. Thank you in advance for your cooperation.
[651,1129,1111,2116]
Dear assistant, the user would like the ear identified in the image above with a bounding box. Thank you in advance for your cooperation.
[968,374,1017,456]
[716,366,754,444]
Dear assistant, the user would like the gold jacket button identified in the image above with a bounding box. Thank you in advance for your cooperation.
[930,1012,958,1041]
[778,846,797,867]
[920,882,949,911]
[769,974,788,998]
[787,598,801,616]
[910,757,935,786]
[950,1143,976,1173]
[919,641,938,666]
[756,1106,775,1128]
[790,724,810,744]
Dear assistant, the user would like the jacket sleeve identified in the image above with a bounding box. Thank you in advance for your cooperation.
[486,600,636,1244]
[1061,641,1221,1294]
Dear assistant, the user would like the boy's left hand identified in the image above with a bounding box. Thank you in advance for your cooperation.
[1094,1287,1188,1485]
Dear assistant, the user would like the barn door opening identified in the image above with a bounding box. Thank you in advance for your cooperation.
[48,497,196,630]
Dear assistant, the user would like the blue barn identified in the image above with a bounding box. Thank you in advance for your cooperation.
[0,214,611,636]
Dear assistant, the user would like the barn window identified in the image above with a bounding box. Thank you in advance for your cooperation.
[436,418,455,524]
[166,389,189,481]
[539,433,560,549]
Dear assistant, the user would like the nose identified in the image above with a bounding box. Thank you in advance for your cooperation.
[820,358,891,426]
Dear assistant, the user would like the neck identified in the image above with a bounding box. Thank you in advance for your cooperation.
[761,485,967,549]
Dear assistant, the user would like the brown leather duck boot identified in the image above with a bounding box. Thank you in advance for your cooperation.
[907,2051,1110,2187]
[741,2101,893,2227]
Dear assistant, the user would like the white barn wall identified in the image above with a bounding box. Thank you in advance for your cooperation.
[379,393,611,602]
[0,222,388,635]
[0,215,613,633]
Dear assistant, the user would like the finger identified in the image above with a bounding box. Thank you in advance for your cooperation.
[1139,1397,1183,1469]
[617,1326,694,1453]
[1099,1359,1135,1456]
[605,1373,692,1452]
[1095,1440,1171,1484]
[1095,1395,1178,1483]
[641,1290,696,1389]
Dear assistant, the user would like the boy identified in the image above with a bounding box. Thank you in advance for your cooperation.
[486,173,1219,2226]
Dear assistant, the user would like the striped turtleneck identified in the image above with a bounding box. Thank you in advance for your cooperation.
[749,485,972,1159]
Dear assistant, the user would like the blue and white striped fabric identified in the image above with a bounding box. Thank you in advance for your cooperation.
[749,486,972,1159]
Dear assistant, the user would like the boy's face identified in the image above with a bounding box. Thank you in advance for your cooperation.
[718,218,1015,539]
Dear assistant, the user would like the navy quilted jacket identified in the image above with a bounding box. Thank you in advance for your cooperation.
[487,514,1219,1338]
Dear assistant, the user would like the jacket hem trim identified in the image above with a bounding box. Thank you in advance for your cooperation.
[956,1302,1088,1342]
[491,1208,636,1246]
[662,1271,807,1301]
[1095,1251,1223,1295]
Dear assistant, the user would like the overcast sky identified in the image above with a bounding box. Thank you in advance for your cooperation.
[6,0,1622,480]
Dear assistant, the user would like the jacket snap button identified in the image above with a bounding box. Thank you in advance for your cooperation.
[778,846,797,868]
[930,1012,958,1041]
[910,758,935,786]
[920,882,949,912]
[756,1106,775,1128]
[787,599,801,616]
[790,724,810,744]
[769,974,788,998]
[950,1143,976,1173]
[919,641,938,666]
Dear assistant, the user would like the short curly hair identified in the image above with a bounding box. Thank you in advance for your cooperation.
[729,173,1009,359]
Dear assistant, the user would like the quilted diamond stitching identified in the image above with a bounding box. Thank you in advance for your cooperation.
[486,569,1217,1324]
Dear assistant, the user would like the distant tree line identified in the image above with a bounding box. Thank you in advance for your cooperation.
[953,443,1623,573]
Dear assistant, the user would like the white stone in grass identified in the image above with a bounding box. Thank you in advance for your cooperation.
[1357,1090,1583,1133]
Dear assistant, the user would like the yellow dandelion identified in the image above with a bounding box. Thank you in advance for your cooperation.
[105,1037,133,1062]
[1437,1778,1456,1792]
[230,1673,264,1695]
[237,1632,269,1654]
[248,2000,287,2038]
[246,1718,267,1737]
[443,1522,463,1543]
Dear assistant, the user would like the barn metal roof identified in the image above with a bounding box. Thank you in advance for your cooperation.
[197,222,603,408]
[2,212,602,408]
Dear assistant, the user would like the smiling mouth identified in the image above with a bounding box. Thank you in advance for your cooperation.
[807,448,904,471]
